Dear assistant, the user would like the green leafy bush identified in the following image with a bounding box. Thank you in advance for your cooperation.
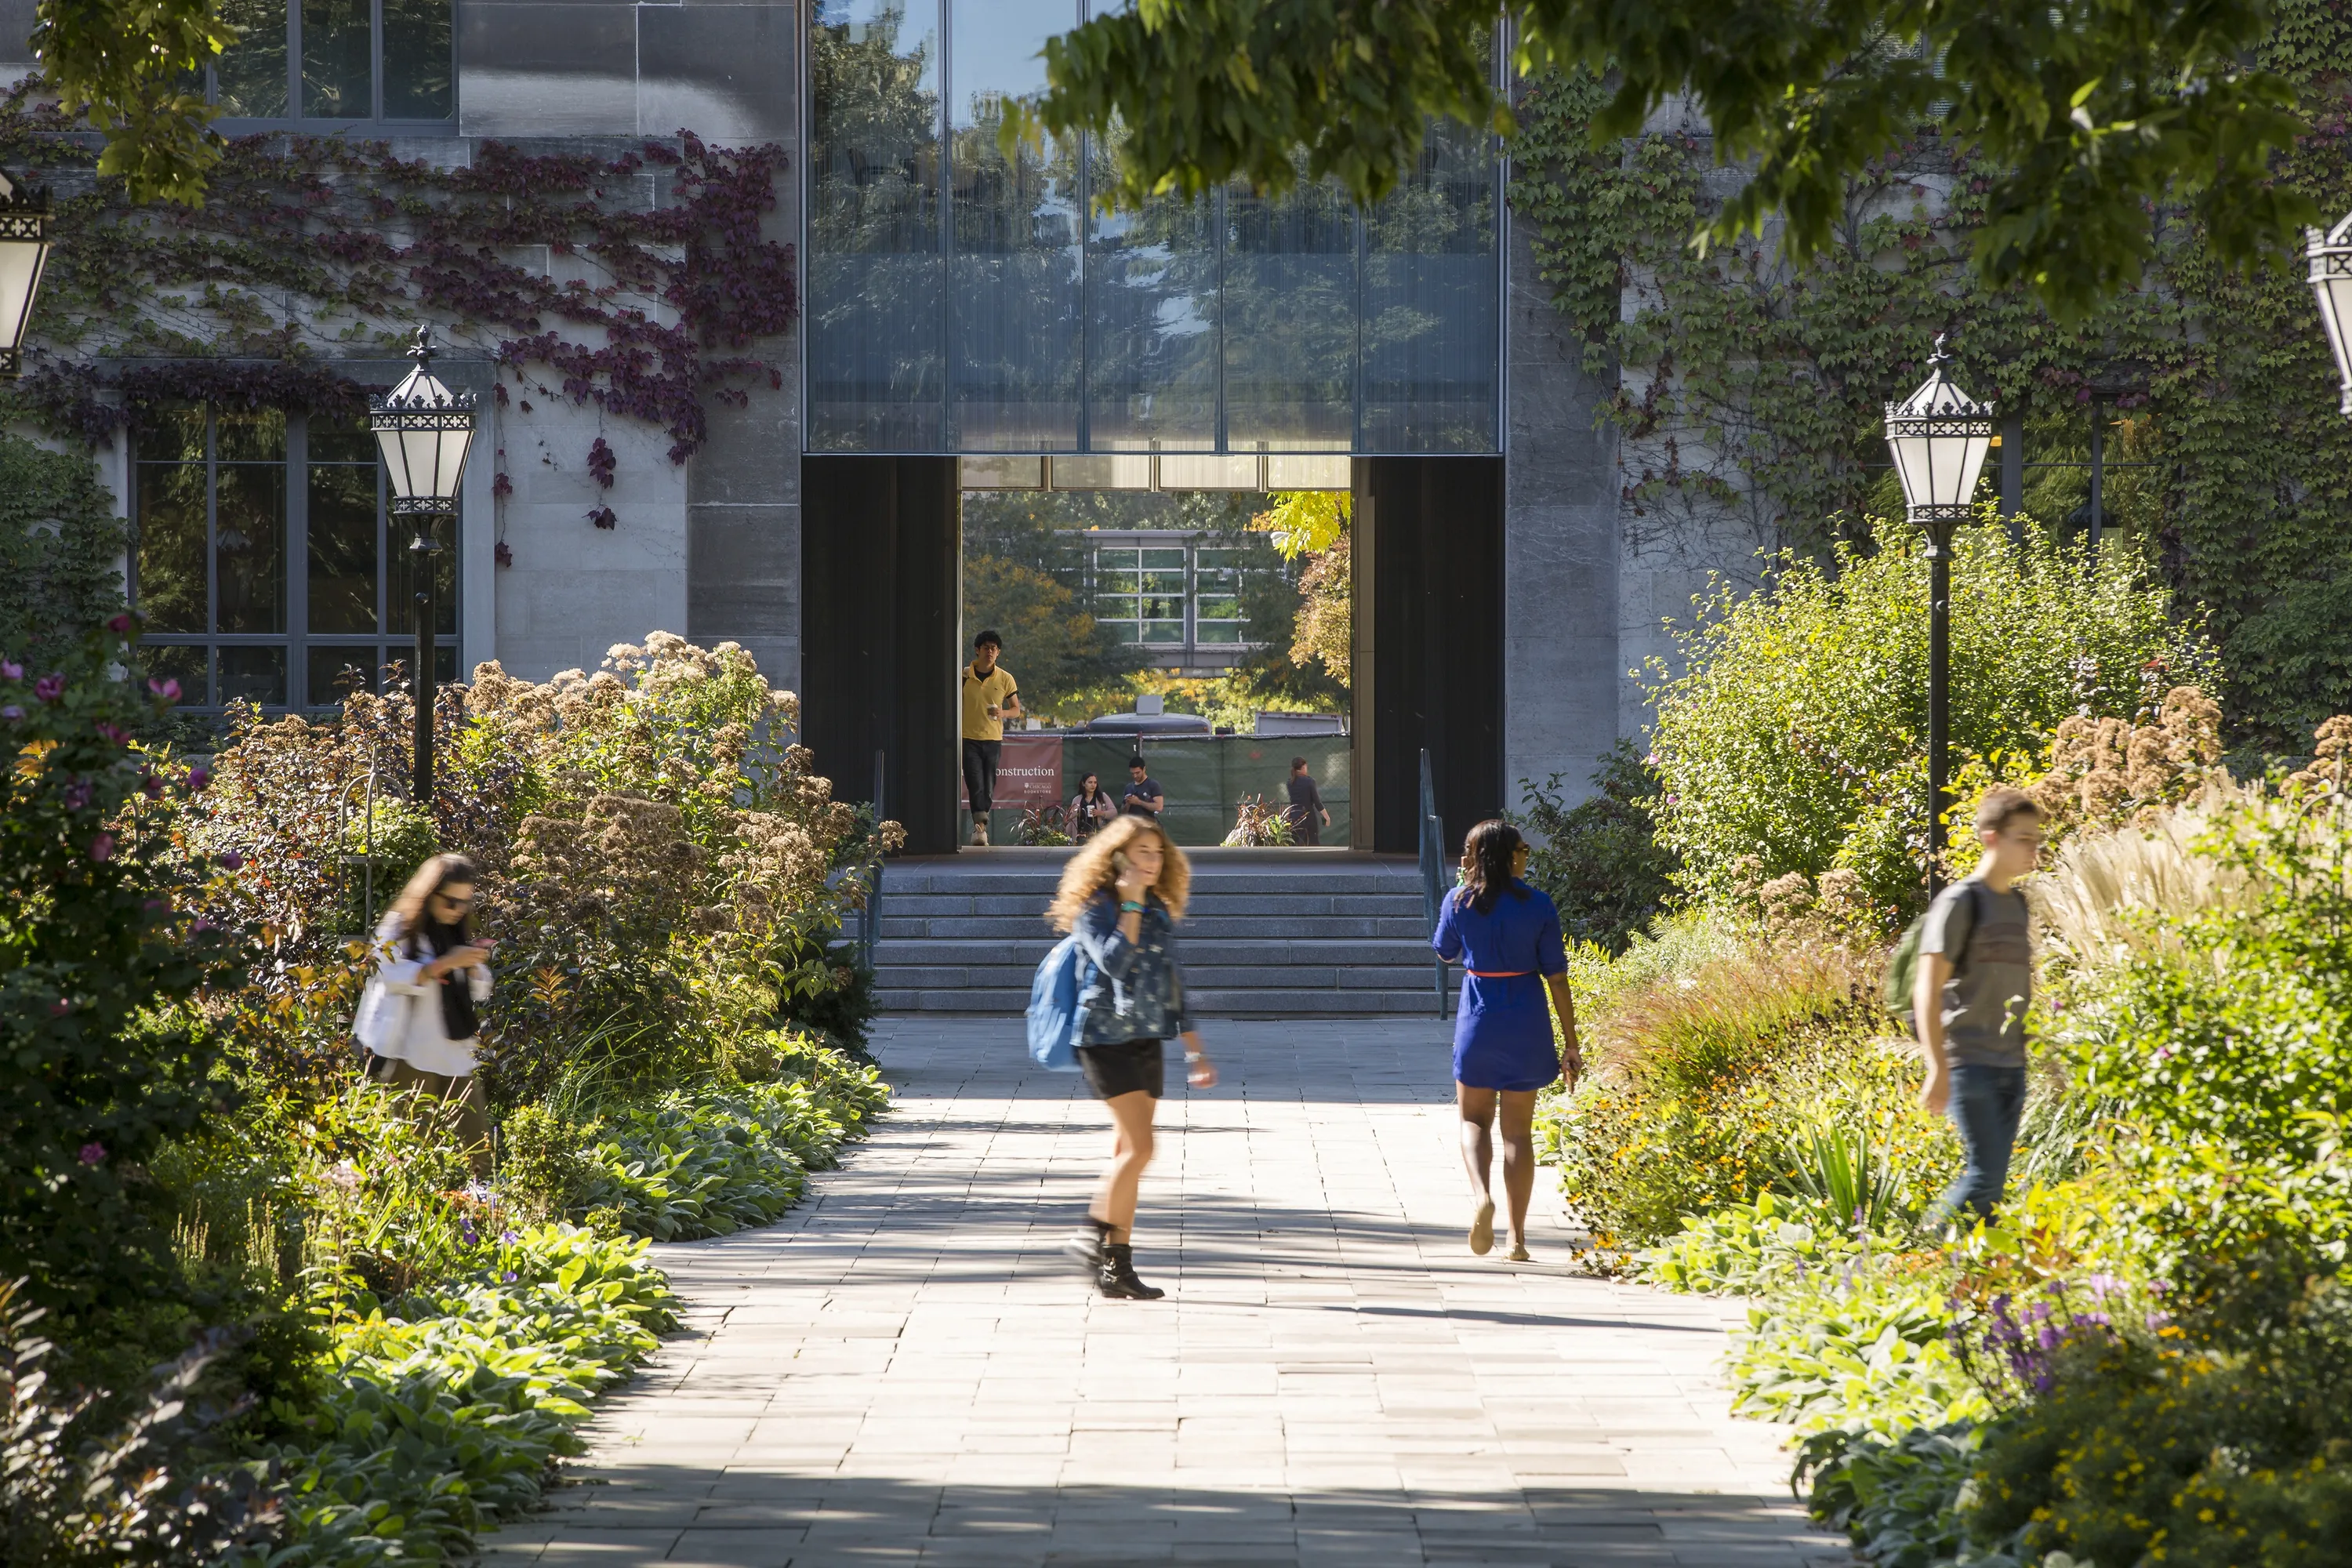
[0,435,129,661]
[0,622,249,1360]
[1519,740,1679,952]
[1637,1192,1894,1296]
[1728,1262,1991,1439]
[497,1103,601,1223]
[2,1279,285,1566]
[1648,521,2215,915]
[1538,921,1953,1247]
[1797,1421,1981,1568]
[250,1225,676,1566]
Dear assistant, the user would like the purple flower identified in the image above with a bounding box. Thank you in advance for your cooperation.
[105,613,133,634]
[0,658,19,681]
[186,764,211,793]
[33,674,64,703]
[61,781,92,811]
[95,722,129,746]
[216,849,245,871]
[500,1229,520,1244]
[78,1142,106,1166]
[502,1270,519,1283]
[142,771,163,801]
[1,706,20,722]
[88,833,115,862]
[147,677,180,702]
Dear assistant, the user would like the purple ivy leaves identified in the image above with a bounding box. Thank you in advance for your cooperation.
[587,436,616,489]
[587,506,618,530]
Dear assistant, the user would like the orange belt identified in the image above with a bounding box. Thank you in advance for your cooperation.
[1466,969,1531,978]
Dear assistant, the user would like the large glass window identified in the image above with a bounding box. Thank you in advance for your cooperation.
[1361,113,1498,451]
[949,1,1083,449]
[209,0,455,125]
[1087,535,1255,655]
[136,408,458,712]
[807,1,1503,456]
[808,0,946,449]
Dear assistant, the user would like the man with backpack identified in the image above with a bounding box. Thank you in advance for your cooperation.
[1911,785,2045,1228]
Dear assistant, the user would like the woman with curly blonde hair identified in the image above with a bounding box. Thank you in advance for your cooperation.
[1047,813,1216,1300]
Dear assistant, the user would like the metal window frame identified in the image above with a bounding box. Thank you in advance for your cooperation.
[209,0,461,135]
[134,403,461,715]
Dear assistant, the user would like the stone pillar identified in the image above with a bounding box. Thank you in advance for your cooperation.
[1502,196,1621,814]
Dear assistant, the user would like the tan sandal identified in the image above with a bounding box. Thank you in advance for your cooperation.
[1468,1198,1495,1255]
[1508,1240,1531,1262]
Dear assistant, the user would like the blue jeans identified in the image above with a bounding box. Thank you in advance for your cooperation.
[1928,1062,2029,1227]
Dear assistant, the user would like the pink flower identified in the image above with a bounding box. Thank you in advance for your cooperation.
[142,771,163,800]
[0,658,19,680]
[147,677,180,702]
[33,674,64,702]
[78,1142,106,1166]
[48,998,69,1016]
[95,722,129,746]
[105,613,133,634]
[89,833,114,862]
[186,764,211,793]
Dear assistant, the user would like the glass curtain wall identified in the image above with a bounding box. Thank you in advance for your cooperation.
[809,1,1502,454]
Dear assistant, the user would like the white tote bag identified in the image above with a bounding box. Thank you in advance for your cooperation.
[351,949,414,1054]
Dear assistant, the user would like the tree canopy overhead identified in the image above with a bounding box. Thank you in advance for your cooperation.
[1022,0,2319,321]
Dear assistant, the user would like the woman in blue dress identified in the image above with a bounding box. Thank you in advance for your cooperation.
[1432,819,1583,1261]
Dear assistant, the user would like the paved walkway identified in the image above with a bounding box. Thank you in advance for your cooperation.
[486,1018,1841,1567]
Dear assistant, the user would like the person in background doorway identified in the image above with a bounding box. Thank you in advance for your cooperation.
[367,853,497,1175]
[960,628,1021,846]
[1049,814,1217,1300]
[1068,771,1116,844]
[1283,756,1329,846]
[1123,755,1165,820]
[1915,786,2044,1229]
[1432,819,1581,1262]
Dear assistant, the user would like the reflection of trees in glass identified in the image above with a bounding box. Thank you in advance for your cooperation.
[810,2,945,448]
[383,0,455,120]
[950,82,1080,447]
[136,465,208,634]
[1224,163,1356,449]
[301,0,372,118]
[1363,114,1497,452]
[213,0,288,116]
[1086,121,1219,449]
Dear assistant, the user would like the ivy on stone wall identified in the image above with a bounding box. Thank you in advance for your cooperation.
[0,430,127,655]
[1508,5,2352,746]
[0,83,797,483]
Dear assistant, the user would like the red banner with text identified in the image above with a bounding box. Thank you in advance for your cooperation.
[963,735,1063,811]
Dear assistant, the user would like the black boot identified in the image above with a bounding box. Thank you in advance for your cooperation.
[1096,1242,1165,1301]
[1063,1214,1111,1273]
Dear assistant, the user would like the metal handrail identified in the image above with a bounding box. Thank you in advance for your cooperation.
[858,748,885,971]
[1418,748,1446,1018]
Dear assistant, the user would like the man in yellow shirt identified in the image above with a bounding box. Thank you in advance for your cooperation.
[960,629,1022,847]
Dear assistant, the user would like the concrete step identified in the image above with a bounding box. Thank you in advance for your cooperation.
[880,869,1425,897]
[879,914,1431,941]
[873,936,1437,964]
[870,891,1427,919]
[876,962,1440,991]
[874,987,1453,1016]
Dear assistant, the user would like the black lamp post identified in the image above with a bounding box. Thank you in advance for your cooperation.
[368,326,477,802]
[0,169,54,377]
[1884,336,1995,892]
[2308,212,2352,415]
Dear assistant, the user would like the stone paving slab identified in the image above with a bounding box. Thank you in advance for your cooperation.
[486,1018,1849,1567]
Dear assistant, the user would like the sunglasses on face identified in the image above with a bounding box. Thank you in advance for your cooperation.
[432,893,475,911]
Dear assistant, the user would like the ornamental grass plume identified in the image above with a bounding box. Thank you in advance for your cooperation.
[2031,782,2256,971]
[1588,931,1880,1099]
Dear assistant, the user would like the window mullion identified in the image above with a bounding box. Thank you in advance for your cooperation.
[288,412,310,706]
[205,411,220,707]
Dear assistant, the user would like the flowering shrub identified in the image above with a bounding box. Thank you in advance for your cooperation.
[1648,521,2215,915]
[0,621,249,1351]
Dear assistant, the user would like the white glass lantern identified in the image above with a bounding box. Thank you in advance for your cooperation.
[368,326,477,514]
[0,170,54,377]
[1882,335,1995,524]
[2309,212,2352,416]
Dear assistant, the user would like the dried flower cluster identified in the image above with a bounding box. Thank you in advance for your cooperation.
[2283,715,2352,798]
[2026,686,2224,836]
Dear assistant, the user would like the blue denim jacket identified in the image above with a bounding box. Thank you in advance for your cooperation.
[1072,889,1189,1045]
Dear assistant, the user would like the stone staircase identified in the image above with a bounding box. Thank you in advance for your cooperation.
[869,849,1451,1016]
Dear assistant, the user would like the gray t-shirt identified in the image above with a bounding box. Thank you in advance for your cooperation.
[1919,877,2032,1067]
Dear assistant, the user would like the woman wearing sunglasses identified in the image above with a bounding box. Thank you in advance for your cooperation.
[364,853,497,1172]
